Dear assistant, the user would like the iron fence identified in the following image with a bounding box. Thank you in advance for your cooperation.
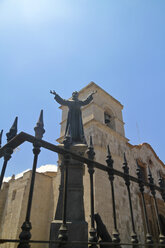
[0,111,165,248]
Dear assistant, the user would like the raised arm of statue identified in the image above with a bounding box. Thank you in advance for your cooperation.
[50,90,69,106]
[80,91,97,106]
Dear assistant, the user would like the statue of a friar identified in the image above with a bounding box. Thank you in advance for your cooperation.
[50,90,96,144]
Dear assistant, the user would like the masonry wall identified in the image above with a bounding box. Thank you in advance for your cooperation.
[0,171,57,248]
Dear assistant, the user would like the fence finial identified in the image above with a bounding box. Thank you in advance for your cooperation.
[90,135,93,147]
[0,129,3,148]
[107,144,111,156]
[147,165,154,184]
[123,152,127,164]
[122,153,129,175]
[136,159,142,180]
[106,145,113,168]
[6,117,18,142]
[87,136,95,160]
[34,110,45,140]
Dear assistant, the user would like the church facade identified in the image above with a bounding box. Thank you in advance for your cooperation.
[0,82,165,247]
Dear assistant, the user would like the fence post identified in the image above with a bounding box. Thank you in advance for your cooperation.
[0,117,18,189]
[148,166,165,244]
[18,110,45,248]
[106,145,120,244]
[122,153,138,244]
[87,136,98,247]
[136,160,153,244]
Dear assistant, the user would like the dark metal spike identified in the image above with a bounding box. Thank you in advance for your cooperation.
[0,130,3,148]
[122,153,130,188]
[90,136,93,147]
[122,153,129,176]
[37,109,44,127]
[6,117,18,142]
[106,145,114,170]
[148,166,154,186]
[87,136,95,160]
[34,110,45,140]
[136,159,142,180]
[148,165,152,177]
[107,145,111,156]
[123,152,127,165]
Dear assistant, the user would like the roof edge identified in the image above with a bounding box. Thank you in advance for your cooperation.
[79,81,123,108]
[127,142,165,168]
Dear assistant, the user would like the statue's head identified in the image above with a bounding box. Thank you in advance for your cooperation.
[72,91,79,100]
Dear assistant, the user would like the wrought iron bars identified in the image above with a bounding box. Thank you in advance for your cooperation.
[106,145,120,244]
[87,136,98,247]
[147,166,165,244]
[136,160,153,244]
[0,117,18,190]
[122,153,138,244]
[18,110,45,248]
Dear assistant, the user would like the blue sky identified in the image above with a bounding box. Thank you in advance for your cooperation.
[0,0,165,177]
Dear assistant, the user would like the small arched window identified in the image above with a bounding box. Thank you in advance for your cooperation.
[104,110,115,130]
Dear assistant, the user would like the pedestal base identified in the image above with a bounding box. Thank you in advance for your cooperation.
[49,144,88,248]
[50,220,88,248]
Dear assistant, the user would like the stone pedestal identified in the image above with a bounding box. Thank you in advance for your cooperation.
[49,144,88,248]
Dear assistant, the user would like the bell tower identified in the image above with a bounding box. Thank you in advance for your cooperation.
[56,82,129,234]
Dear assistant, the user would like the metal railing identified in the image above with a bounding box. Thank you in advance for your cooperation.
[0,111,165,248]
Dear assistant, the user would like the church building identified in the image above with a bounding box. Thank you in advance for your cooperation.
[0,82,165,248]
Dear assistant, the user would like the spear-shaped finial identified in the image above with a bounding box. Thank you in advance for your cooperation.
[123,152,127,164]
[0,130,3,148]
[34,110,45,139]
[107,144,111,156]
[6,117,18,142]
[148,166,154,185]
[136,159,141,179]
[87,136,95,160]
[122,152,129,175]
[106,145,113,168]
[90,135,93,147]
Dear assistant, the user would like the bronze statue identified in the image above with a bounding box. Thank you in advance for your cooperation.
[50,90,96,144]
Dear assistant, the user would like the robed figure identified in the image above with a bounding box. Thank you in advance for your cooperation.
[50,90,96,144]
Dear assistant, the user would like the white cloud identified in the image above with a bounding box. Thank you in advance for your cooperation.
[3,176,12,182]
[36,164,57,173]
[3,164,57,182]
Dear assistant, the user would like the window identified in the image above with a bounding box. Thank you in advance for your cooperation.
[104,113,111,126]
[104,110,115,130]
